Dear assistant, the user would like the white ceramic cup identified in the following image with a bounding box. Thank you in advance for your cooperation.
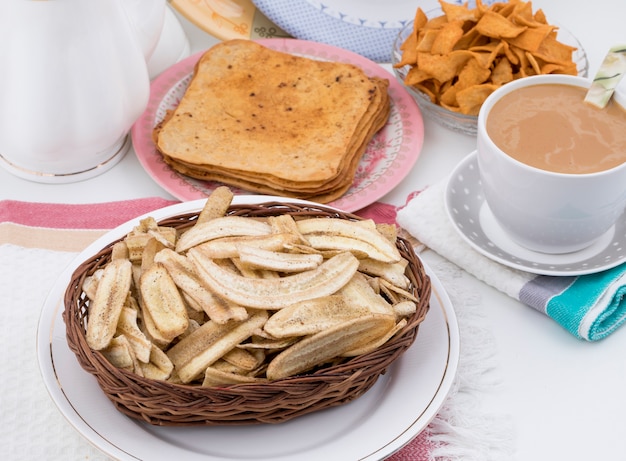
[477,74,626,254]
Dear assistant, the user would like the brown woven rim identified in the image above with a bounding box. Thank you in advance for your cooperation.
[63,202,431,426]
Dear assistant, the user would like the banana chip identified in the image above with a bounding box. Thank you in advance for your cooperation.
[169,310,268,383]
[194,233,298,259]
[139,263,189,342]
[116,306,152,363]
[139,344,174,380]
[101,334,137,372]
[176,216,271,253]
[266,314,396,380]
[202,366,265,387]
[86,258,133,350]
[263,295,373,338]
[237,245,324,272]
[188,249,359,309]
[154,248,248,324]
[195,185,234,224]
[297,218,402,263]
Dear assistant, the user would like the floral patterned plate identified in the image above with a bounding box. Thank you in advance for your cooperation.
[131,38,424,212]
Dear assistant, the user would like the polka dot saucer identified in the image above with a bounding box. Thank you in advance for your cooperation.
[444,151,626,276]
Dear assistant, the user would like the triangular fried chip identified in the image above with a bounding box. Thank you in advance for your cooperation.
[539,61,578,75]
[404,66,432,86]
[439,83,459,107]
[456,84,499,115]
[534,8,548,24]
[417,50,474,83]
[491,0,519,18]
[440,0,478,22]
[509,0,534,23]
[456,58,492,88]
[413,6,429,30]
[533,34,577,63]
[475,11,527,38]
[501,40,520,65]
[490,57,514,85]
[417,29,442,52]
[454,27,482,50]
[431,20,465,55]
[507,24,555,52]
[395,28,419,67]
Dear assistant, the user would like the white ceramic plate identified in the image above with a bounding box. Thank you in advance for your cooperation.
[445,152,626,276]
[37,196,460,461]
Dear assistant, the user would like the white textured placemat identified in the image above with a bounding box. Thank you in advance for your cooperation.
[0,244,109,460]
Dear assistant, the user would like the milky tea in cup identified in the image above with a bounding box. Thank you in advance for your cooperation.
[477,74,626,254]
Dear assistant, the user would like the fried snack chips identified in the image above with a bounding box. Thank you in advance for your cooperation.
[83,187,419,386]
[394,0,578,115]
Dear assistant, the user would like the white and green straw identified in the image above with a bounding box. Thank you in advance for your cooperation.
[584,44,626,109]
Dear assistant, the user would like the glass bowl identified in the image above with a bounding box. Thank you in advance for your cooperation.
[391,10,589,136]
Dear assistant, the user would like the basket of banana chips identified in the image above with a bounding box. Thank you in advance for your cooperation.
[63,187,431,426]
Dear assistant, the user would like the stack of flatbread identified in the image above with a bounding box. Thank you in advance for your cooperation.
[153,39,390,203]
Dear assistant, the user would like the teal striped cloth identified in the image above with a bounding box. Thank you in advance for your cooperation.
[519,266,626,340]
[396,181,626,341]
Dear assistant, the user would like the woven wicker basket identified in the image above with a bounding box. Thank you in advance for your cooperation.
[63,202,431,426]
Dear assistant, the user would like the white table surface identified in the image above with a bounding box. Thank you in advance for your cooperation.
[3,2,626,460]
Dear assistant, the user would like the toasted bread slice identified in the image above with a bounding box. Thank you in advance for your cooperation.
[153,39,390,202]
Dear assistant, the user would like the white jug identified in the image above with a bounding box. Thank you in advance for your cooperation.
[0,0,166,182]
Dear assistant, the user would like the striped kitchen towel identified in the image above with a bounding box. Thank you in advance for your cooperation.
[396,180,626,341]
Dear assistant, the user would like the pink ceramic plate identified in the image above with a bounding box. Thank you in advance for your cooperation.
[131,38,424,212]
